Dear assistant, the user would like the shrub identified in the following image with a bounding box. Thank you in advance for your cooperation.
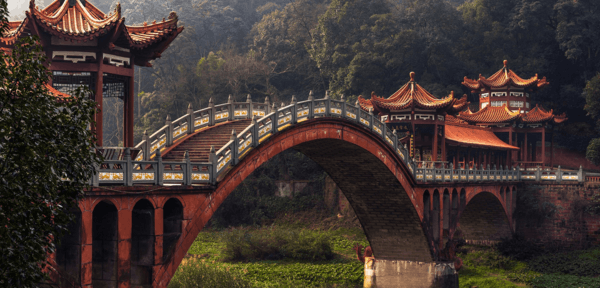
[527,250,600,277]
[496,236,544,261]
[530,274,600,288]
[222,227,334,261]
[168,257,252,288]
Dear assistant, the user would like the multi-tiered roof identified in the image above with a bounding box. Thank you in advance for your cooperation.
[2,0,183,66]
[462,60,549,93]
[358,72,469,115]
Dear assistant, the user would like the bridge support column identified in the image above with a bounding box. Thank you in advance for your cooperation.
[117,209,132,288]
[369,260,458,288]
[81,210,93,287]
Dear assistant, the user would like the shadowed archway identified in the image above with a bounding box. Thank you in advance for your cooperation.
[458,192,512,243]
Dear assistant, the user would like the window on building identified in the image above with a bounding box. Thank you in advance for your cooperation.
[481,93,489,98]
[491,92,506,97]
[526,102,530,108]
[481,102,489,108]
[510,101,524,108]
[491,101,507,107]
[510,92,523,97]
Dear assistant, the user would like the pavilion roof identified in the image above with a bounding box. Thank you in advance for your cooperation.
[457,105,521,124]
[358,72,466,114]
[521,104,568,124]
[2,0,183,63]
[462,60,549,92]
[445,123,519,150]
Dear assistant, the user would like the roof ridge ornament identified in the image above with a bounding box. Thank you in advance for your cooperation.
[410,71,415,82]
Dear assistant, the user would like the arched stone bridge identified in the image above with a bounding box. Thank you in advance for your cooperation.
[55,94,584,288]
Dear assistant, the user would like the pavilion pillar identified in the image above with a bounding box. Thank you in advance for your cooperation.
[467,148,471,167]
[433,124,438,165]
[95,70,104,146]
[154,206,164,278]
[125,75,135,147]
[441,127,446,163]
[508,130,513,167]
[551,132,554,167]
[541,128,546,167]
[523,132,528,163]
[477,149,482,168]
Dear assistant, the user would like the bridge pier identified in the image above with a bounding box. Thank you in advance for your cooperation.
[368,259,458,288]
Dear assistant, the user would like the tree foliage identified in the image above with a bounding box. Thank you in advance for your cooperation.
[583,73,600,165]
[0,3,100,285]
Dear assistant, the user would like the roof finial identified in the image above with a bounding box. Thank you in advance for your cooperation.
[503,60,508,67]
[410,71,415,81]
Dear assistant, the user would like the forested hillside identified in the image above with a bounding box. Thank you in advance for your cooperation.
[83,0,599,159]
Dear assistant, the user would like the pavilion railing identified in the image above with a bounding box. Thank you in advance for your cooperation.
[92,93,587,186]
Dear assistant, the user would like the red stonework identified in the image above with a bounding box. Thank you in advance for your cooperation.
[53,118,520,287]
[516,183,600,249]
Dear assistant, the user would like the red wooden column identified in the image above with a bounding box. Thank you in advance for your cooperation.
[441,125,446,163]
[95,69,104,146]
[523,132,528,163]
[81,210,93,287]
[124,75,135,147]
[541,127,546,167]
[432,124,438,165]
[550,132,554,167]
[508,130,513,167]
[118,208,132,288]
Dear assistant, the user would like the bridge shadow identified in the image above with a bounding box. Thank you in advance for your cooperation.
[457,191,513,245]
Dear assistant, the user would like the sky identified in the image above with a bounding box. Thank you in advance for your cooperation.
[8,0,53,21]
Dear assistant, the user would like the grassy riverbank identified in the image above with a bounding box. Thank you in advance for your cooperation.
[169,216,600,287]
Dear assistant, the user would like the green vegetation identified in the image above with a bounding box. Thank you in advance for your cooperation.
[0,1,100,286]
[171,209,600,288]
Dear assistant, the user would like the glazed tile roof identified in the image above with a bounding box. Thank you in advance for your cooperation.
[445,123,519,150]
[358,72,462,114]
[521,105,568,124]
[457,104,521,124]
[2,0,183,52]
[462,60,549,91]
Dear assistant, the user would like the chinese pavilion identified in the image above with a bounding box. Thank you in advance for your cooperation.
[358,61,567,169]
[1,0,183,147]
[358,72,470,163]
[460,61,567,168]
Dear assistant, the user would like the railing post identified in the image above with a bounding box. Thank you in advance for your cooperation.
[368,108,374,131]
[228,95,234,121]
[165,115,173,147]
[324,91,331,117]
[187,103,193,135]
[516,165,521,181]
[184,150,191,186]
[557,165,562,183]
[156,149,163,186]
[247,94,252,120]
[142,130,149,160]
[125,148,132,186]
[209,145,216,185]
[341,94,347,120]
[231,129,238,166]
[272,103,279,130]
[291,95,297,124]
[392,129,398,152]
[251,116,258,147]
[208,97,215,126]
[355,100,361,125]
[92,148,99,187]
[536,165,541,182]
[308,91,314,120]
[449,163,454,182]
[382,120,387,140]
[265,96,270,115]
[578,165,584,183]
[466,164,470,182]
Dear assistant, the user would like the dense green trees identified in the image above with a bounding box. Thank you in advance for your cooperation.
[85,0,600,157]
[0,1,100,285]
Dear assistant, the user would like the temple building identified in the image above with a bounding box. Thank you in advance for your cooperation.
[1,0,183,147]
[358,61,567,169]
